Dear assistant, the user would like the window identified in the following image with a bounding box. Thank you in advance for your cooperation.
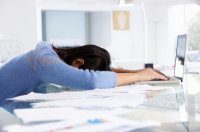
[186,4,200,51]
[168,3,200,62]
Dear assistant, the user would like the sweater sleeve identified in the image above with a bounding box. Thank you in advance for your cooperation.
[34,42,117,90]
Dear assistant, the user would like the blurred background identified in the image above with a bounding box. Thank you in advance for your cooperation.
[0,0,199,73]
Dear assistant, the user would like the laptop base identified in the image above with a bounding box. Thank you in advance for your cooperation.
[134,77,181,85]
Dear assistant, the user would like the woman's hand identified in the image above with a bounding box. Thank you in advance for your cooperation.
[135,68,169,82]
[116,68,169,86]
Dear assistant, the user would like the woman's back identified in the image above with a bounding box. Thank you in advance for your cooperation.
[0,50,40,104]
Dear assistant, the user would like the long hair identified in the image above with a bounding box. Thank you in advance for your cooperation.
[52,44,111,71]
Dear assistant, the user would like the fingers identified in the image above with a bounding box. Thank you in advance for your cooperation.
[146,68,169,80]
[137,68,169,81]
[157,74,169,80]
[153,69,169,80]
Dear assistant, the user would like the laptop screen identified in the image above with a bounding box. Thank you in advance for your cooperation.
[174,34,187,80]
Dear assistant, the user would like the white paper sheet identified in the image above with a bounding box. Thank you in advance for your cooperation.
[11,84,170,101]
[14,107,130,123]
[4,115,160,132]
[32,93,145,109]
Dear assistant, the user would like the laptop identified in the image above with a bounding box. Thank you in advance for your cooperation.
[135,34,187,85]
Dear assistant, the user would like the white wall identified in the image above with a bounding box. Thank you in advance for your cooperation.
[0,0,37,51]
[145,2,171,65]
[111,2,148,68]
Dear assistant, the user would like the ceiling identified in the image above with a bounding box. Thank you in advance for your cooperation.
[37,0,200,5]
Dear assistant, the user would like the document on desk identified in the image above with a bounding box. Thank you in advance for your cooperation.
[11,84,170,102]
[14,107,130,123]
[4,115,160,132]
[32,93,145,108]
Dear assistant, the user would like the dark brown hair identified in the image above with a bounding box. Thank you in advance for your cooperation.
[52,44,111,71]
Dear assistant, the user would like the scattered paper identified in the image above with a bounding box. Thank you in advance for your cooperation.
[14,107,130,124]
[11,84,170,101]
[32,93,145,109]
[3,84,168,132]
[4,115,160,132]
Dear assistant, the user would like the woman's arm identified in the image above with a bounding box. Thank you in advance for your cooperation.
[35,52,116,90]
[116,68,169,86]
[111,67,142,73]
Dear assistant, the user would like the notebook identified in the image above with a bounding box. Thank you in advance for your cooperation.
[135,34,187,85]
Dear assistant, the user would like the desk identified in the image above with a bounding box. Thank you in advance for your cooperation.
[185,73,200,132]
[0,79,193,132]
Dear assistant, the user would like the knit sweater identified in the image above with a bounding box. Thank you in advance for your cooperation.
[0,41,117,105]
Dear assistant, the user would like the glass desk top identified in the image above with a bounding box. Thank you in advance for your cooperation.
[184,74,200,132]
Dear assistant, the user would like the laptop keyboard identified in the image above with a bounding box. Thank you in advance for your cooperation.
[150,78,164,81]
[150,76,179,81]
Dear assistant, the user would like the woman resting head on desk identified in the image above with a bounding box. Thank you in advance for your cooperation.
[0,41,168,105]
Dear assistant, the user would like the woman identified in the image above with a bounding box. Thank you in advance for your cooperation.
[0,41,168,105]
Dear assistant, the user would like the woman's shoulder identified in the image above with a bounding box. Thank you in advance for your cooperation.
[35,41,54,54]
[35,41,52,51]
[34,41,58,57]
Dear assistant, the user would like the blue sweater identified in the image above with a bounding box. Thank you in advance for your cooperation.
[0,42,117,105]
